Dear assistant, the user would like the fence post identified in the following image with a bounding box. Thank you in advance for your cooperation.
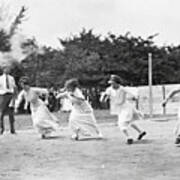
[148,53,153,118]
[162,85,166,115]
[136,97,139,110]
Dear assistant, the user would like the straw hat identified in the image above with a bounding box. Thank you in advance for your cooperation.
[108,75,121,84]
[19,76,30,85]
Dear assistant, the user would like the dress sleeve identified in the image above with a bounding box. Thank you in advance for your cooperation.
[99,87,111,102]
[15,90,25,109]
[105,87,111,96]
[33,87,48,96]
[56,91,68,99]
[68,88,85,105]
[73,88,85,99]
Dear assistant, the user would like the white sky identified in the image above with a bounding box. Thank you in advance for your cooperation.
[1,0,180,48]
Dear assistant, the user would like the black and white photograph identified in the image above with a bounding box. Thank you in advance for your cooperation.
[0,0,180,179]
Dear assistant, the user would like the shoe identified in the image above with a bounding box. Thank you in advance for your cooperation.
[11,130,16,134]
[127,138,133,145]
[11,132,17,135]
[137,131,147,140]
[71,134,79,141]
[75,135,79,141]
[175,137,180,144]
[41,134,46,139]
[75,128,80,140]
[0,129,4,135]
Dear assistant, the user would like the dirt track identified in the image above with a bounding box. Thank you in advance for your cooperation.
[0,115,180,180]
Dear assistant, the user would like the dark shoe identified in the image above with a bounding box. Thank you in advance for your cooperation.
[11,131,16,135]
[137,131,147,140]
[71,134,79,141]
[10,130,16,134]
[75,128,80,140]
[0,129,4,135]
[175,137,180,144]
[127,138,133,145]
[75,135,79,141]
[41,134,46,139]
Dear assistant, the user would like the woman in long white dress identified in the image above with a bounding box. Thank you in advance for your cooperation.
[56,78,102,140]
[15,77,59,139]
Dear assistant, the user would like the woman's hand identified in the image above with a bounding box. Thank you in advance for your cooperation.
[14,108,18,114]
[100,93,109,103]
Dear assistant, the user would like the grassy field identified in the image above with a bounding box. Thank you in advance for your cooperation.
[0,110,180,180]
[2,110,176,132]
[3,110,118,131]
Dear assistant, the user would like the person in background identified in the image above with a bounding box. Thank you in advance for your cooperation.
[0,65,17,134]
[162,88,180,144]
[100,75,146,145]
[47,88,56,112]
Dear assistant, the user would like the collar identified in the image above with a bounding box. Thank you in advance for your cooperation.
[2,73,9,76]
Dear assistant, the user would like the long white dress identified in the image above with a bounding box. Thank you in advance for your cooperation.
[104,86,143,130]
[15,88,59,135]
[65,88,100,137]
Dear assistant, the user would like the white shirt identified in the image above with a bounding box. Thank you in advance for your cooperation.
[104,86,127,115]
[0,74,16,95]
[68,88,92,114]
[57,88,92,114]
[15,87,48,110]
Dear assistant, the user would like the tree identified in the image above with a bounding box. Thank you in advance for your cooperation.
[0,6,26,52]
[0,29,11,52]
[0,5,27,82]
[18,28,180,88]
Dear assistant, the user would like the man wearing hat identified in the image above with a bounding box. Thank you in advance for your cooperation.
[100,74,146,144]
[0,65,17,134]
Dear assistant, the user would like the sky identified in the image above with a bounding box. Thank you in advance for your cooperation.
[1,0,180,48]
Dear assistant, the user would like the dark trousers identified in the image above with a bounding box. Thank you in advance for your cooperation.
[0,93,15,134]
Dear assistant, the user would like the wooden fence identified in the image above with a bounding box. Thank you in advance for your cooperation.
[130,84,180,115]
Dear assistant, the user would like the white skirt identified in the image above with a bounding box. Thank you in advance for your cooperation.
[116,103,143,130]
[31,102,59,135]
[69,111,99,136]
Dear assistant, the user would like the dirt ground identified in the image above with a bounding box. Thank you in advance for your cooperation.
[0,112,180,180]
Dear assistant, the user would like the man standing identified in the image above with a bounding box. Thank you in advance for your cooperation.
[0,65,17,134]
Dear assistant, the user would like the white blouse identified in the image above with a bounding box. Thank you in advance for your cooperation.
[15,87,48,110]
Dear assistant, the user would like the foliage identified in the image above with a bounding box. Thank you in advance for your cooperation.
[1,6,180,89]
[19,29,180,88]
[0,29,11,52]
[0,6,27,52]
[9,6,27,37]
[0,5,27,82]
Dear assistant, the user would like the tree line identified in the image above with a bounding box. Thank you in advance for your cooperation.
[1,7,180,89]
